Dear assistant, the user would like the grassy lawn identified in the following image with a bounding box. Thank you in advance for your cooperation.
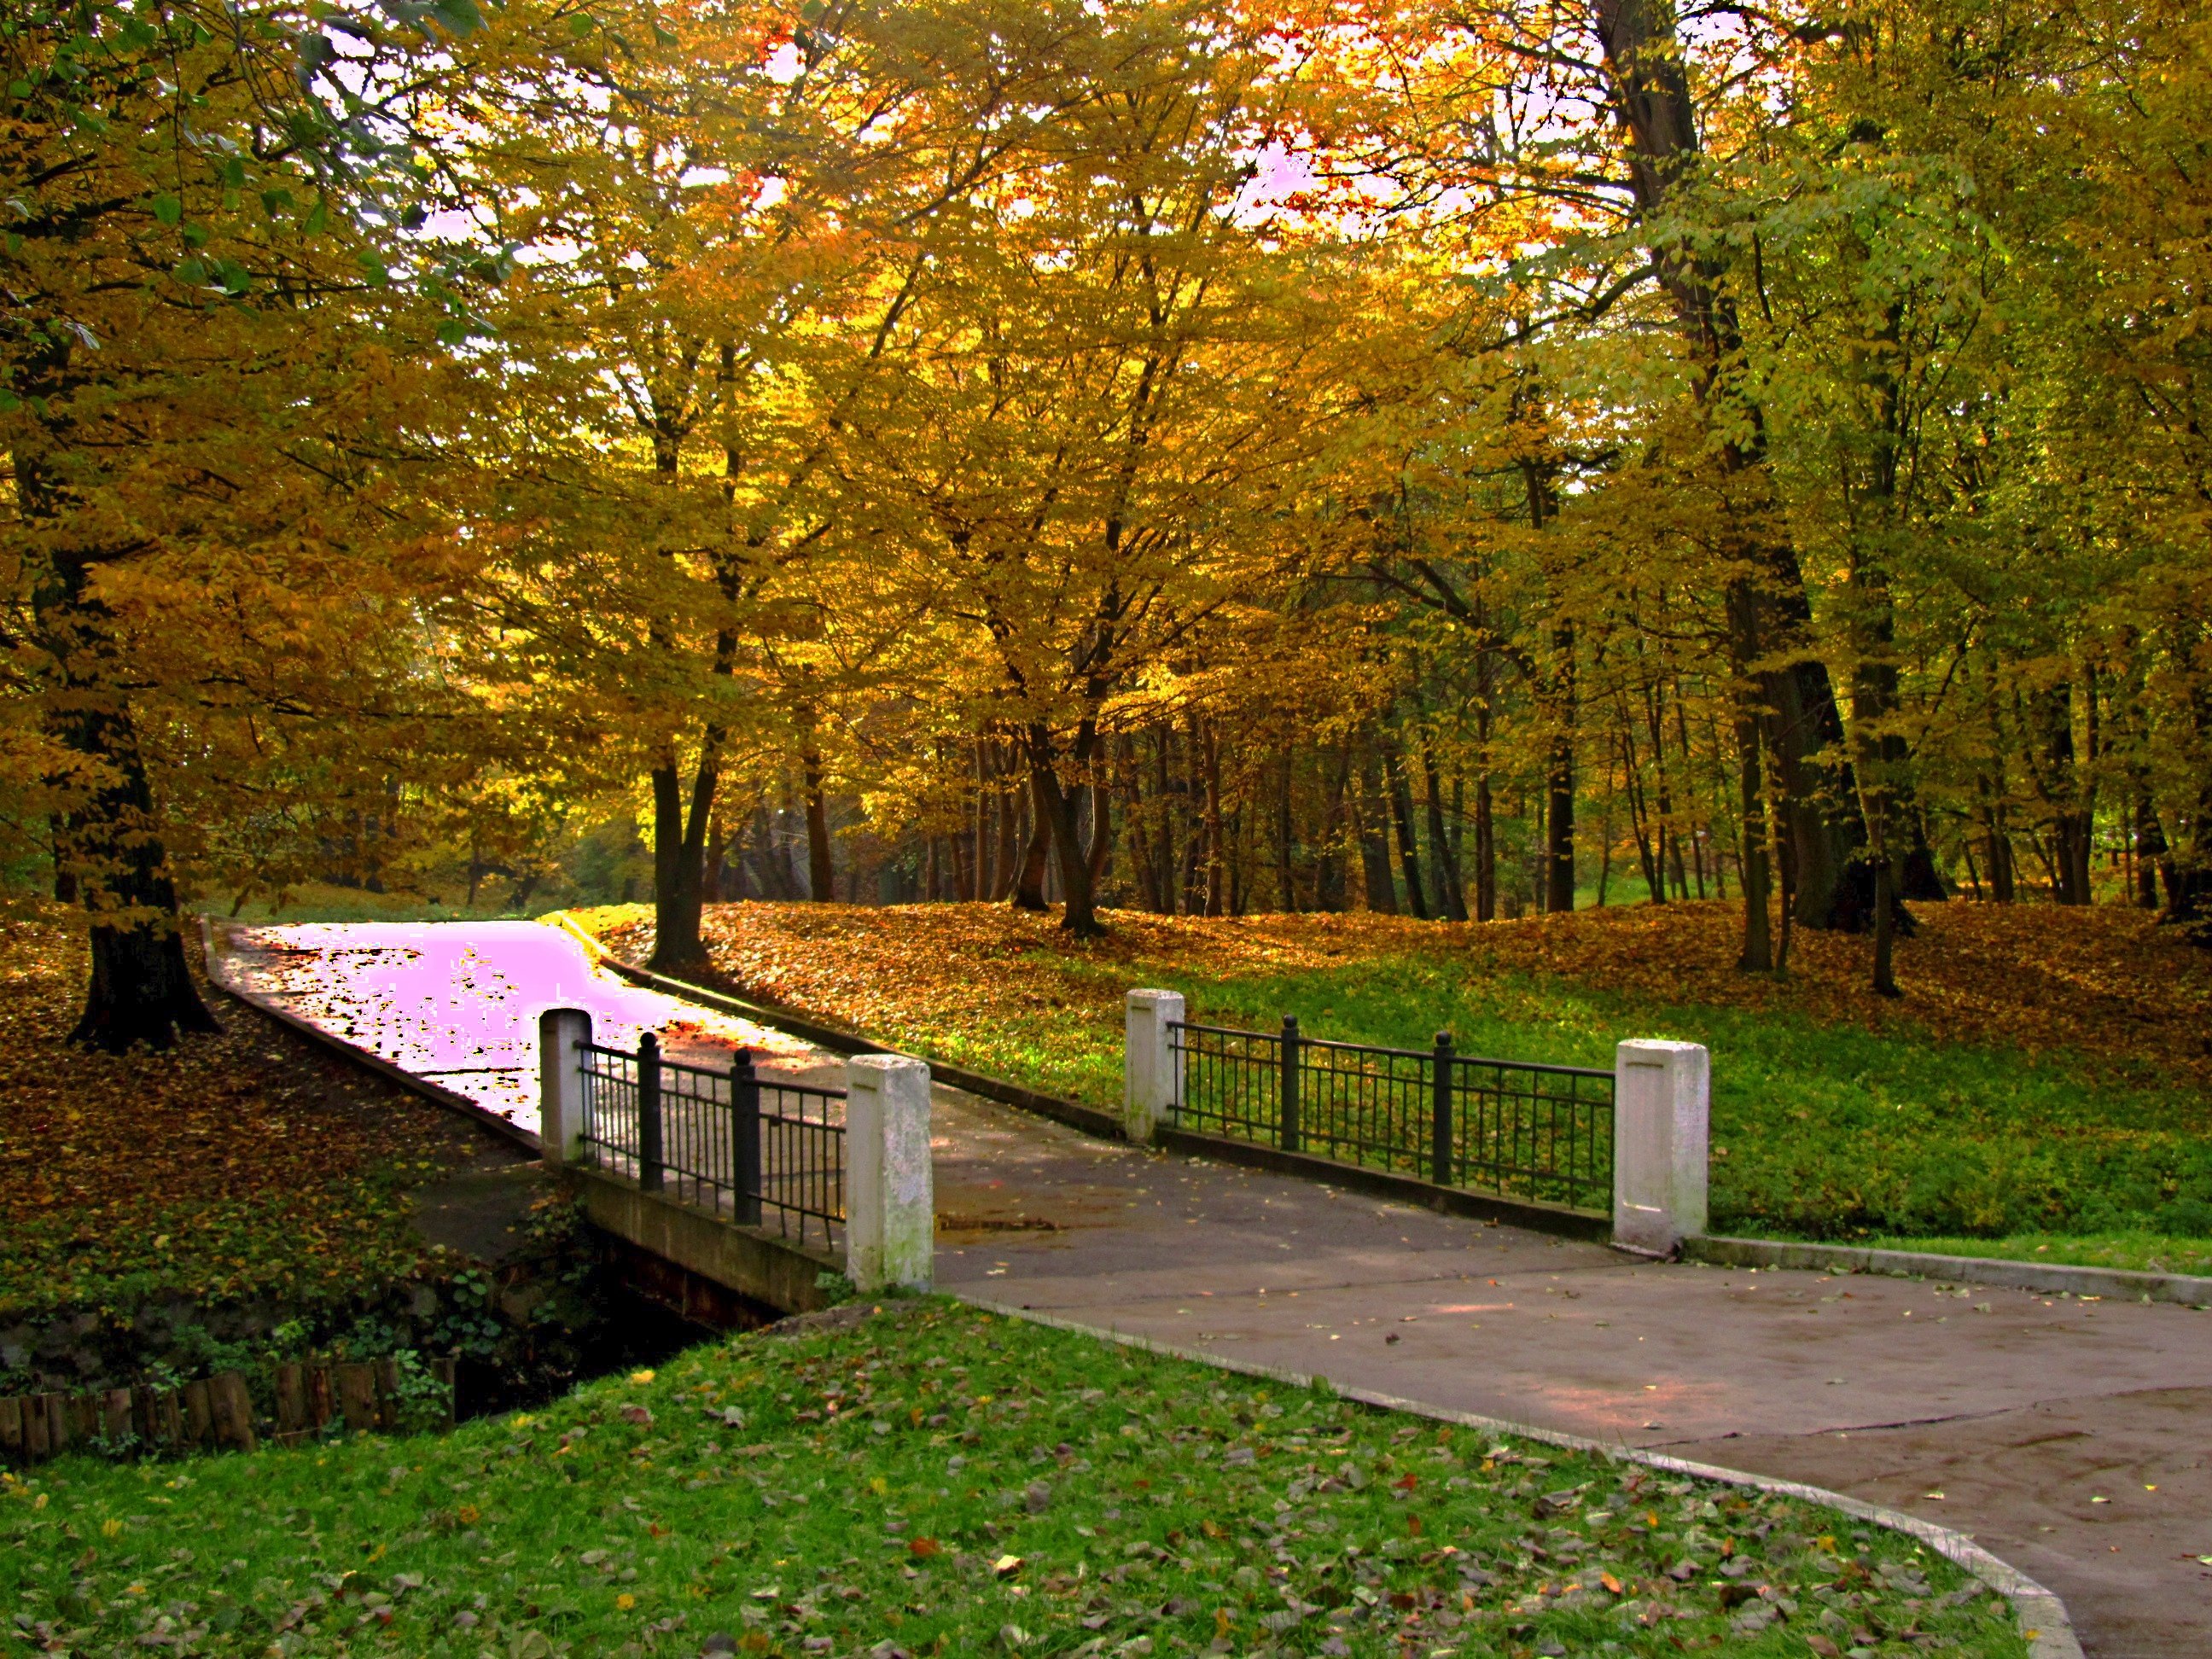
[569,899,2212,1271]
[0,913,486,1322]
[0,1301,2027,1659]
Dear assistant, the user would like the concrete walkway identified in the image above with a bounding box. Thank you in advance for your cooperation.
[212,921,2212,1659]
[928,1095,2212,1659]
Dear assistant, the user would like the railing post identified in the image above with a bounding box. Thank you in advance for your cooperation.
[637,1031,665,1194]
[1430,1031,1455,1186]
[844,1055,934,1294]
[1612,1039,1709,1254]
[1123,989,1185,1143]
[537,1007,593,1167]
[731,1047,762,1225]
[1279,1015,1301,1154]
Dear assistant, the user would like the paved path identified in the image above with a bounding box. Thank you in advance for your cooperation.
[928,1098,2212,1659]
[213,920,2212,1659]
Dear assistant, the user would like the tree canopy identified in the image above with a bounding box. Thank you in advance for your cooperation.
[6,0,2211,1044]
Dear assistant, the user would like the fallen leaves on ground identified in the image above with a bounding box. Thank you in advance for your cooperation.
[578,897,2212,1246]
[588,896,2212,1090]
[0,911,492,1316]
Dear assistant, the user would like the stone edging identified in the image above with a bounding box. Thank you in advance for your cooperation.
[954,1292,2082,1659]
[199,918,542,1155]
[1687,1234,2212,1309]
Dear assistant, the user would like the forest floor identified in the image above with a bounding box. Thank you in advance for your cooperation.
[577,898,2212,1271]
[0,1299,2030,1659]
[0,912,498,1319]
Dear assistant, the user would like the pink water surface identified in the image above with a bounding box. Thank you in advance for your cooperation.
[213,920,829,1132]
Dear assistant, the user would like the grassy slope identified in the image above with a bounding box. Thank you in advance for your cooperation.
[571,899,2212,1270]
[0,1303,2025,1659]
[0,913,483,1318]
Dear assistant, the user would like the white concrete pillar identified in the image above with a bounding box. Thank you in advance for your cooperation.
[1124,989,1185,1143]
[1612,1039,1709,1254]
[538,1007,593,1167]
[845,1055,934,1293]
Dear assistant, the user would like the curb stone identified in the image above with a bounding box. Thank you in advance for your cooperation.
[1686,1235,2212,1310]
[953,1293,2084,1659]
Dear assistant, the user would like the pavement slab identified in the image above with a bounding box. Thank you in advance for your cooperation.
[213,919,2212,1658]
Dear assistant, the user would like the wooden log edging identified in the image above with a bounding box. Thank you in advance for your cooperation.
[0,1357,457,1468]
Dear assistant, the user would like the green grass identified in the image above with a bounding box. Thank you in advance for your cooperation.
[820,946,2212,1275]
[0,1302,2024,1658]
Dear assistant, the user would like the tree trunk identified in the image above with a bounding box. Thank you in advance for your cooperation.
[32,507,216,1048]
[802,743,834,904]
[1011,777,1051,912]
[1357,750,1399,914]
[1318,741,1350,911]
[649,736,720,971]
[2032,683,2094,905]
[1733,709,1773,972]
[1201,722,1227,917]
[1594,0,1863,932]
[2136,792,2168,910]
[994,743,1022,902]
[1087,779,1114,892]
[1027,730,1103,936]
[1385,739,1429,919]
[1544,729,1576,914]
[1423,736,1468,921]
[57,700,218,1051]
[1276,753,1299,911]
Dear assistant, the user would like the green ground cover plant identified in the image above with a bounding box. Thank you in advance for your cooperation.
[579,902,2212,1274]
[0,1302,2026,1658]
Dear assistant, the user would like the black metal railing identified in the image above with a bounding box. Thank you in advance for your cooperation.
[578,1035,846,1251]
[1169,1017,1614,1214]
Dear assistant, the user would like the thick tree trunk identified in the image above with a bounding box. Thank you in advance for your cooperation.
[58,700,218,1051]
[1011,793,1051,911]
[31,475,217,1048]
[802,743,835,903]
[1027,731,1103,937]
[649,736,720,972]
[2136,793,2168,910]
